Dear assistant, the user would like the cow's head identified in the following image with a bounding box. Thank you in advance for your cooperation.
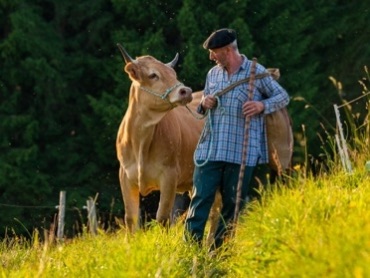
[117,43,193,109]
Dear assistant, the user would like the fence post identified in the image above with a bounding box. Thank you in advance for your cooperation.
[57,191,66,241]
[86,198,97,235]
[333,104,353,173]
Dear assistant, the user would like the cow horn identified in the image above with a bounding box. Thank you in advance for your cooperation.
[117,43,134,64]
[166,53,179,68]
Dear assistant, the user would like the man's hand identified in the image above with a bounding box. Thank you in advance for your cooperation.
[201,95,217,110]
[242,101,264,117]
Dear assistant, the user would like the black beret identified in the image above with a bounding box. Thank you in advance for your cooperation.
[203,28,237,50]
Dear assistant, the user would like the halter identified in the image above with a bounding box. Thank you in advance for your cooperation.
[140,82,184,108]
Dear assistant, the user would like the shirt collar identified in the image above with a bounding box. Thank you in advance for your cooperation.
[240,55,249,70]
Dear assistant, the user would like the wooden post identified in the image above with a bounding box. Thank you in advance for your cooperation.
[234,58,257,225]
[57,191,66,240]
[86,198,97,235]
[333,104,353,173]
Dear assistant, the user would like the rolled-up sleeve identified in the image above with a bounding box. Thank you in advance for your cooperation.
[259,75,290,114]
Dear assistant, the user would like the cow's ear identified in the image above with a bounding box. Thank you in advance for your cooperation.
[125,64,141,82]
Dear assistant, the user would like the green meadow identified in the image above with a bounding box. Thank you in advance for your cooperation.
[1,167,370,277]
[1,72,369,277]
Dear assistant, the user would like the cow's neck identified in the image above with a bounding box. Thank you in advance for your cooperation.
[124,89,170,162]
[126,92,168,129]
[124,99,170,186]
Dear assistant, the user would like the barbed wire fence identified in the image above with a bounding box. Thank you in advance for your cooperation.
[0,191,99,240]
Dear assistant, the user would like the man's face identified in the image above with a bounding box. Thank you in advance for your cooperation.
[209,46,229,67]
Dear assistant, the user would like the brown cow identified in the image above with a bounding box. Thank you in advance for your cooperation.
[116,44,204,232]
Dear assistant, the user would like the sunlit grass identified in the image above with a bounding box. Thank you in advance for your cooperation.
[1,168,370,277]
[0,223,229,277]
[232,169,370,277]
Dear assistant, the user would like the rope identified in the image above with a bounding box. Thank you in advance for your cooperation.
[233,57,257,224]
[185,105,208,120]
[140,82,184,108]
[193,115,211,167]
[193,96,222,167]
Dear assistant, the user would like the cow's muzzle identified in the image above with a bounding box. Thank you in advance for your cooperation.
[177,86,193,105]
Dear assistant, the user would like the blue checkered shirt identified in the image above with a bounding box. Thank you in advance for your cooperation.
[194,55,290,166]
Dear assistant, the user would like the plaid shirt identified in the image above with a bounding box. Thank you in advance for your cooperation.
[194,55,290,166]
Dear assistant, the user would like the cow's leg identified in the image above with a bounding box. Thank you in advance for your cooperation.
[156,176,177,226]
[119,166,140,233]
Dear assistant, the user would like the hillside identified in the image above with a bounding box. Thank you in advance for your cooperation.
[1,165,370,277]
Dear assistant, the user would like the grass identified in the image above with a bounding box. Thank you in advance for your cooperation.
[0,224,228,277]
[1,168,370,277]
[233,170,370,277]
[1,69,369,277]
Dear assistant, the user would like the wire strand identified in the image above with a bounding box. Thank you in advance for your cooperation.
[0,203,56,209]
[337,91,370,108]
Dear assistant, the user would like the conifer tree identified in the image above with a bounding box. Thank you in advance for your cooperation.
[0,0,369,236]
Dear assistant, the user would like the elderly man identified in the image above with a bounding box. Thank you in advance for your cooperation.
[184,28,290,249]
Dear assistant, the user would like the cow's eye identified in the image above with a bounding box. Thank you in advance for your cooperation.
[148,73,158,80]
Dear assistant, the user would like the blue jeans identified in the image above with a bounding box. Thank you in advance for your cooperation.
[184,161,255,248]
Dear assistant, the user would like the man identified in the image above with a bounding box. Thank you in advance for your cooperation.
[184,28,290,248]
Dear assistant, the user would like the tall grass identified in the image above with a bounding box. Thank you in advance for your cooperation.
[2,170,370,277]
[330,65,370,168]
[1,70,369,277]
[233,170,370,277]
[1,225,232,277]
